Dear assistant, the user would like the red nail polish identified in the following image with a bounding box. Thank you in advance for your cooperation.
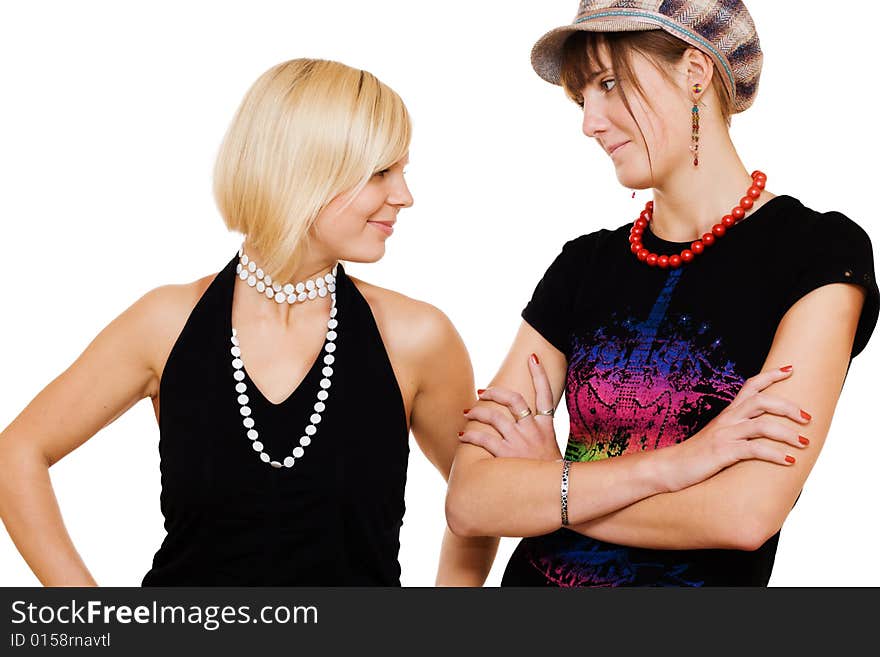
[463,409,470,414]
[780,365,793,372]
[458,432,464,437]
[477,389,486,395]
[800,410,812,421]
[531,353,540,365]
[799,436,810,446]
[785,455,796,464]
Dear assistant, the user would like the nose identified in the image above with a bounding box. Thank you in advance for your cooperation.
[389,173,414,209]
[581,100,609,139]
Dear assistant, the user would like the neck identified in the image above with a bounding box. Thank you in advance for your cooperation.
[648,130,758,243]
[242,240,336,284]
[236,240,337,329]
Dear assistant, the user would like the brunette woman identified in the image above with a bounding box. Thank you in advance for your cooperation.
[446,0,879,586]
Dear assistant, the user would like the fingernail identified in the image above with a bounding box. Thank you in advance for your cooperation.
[531,353,540,365]
[458,431,464,437]
[785,455,796,464]
[800,409,812,421]
[477,389,486,395]
[463,409,470,414]
[799,436,810,446]
[780,365,793,372]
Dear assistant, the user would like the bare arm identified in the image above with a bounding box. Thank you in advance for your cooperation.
[0,285,183,585]
[567,283,866,550]
[402,304,499,586]
[446,318,805,538]
[445,321,680,538]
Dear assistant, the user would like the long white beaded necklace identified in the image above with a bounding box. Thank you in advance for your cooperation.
[230,247,340,469]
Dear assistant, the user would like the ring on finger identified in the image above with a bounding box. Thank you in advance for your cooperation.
[536,409,555,417]
[513,407,532,422]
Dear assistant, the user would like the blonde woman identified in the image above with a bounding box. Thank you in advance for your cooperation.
[0,59,485,586]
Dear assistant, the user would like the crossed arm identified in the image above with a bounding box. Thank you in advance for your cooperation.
[568,282,866,550]
[445,282,866,551]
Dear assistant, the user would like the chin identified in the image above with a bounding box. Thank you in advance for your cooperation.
[614,164,653,190]
[340,243,387,265]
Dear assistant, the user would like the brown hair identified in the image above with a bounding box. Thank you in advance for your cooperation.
[560,30,732,176]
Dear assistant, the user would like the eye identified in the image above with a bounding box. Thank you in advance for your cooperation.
[601,78,616,92]
[373,169,390,178]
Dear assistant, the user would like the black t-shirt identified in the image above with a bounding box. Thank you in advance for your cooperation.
[501,195,879,587]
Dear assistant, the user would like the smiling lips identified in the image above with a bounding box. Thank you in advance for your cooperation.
[607,141,630,156]
[367,220,395,236]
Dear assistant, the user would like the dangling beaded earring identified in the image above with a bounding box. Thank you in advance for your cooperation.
[691,83,703,167]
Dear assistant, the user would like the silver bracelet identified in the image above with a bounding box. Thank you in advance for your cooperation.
[560,459,571,526]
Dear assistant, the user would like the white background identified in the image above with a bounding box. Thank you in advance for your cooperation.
[1,1,877,587]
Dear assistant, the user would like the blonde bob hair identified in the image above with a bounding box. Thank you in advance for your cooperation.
[213,58,411,282]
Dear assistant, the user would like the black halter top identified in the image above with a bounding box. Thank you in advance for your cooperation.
[142,252,409,586]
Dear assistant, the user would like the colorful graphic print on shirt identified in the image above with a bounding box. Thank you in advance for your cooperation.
[526,269,747,586]
[564,268,746,462]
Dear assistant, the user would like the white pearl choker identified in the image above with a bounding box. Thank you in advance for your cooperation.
[236,246,337,305]
[229,278,340,469]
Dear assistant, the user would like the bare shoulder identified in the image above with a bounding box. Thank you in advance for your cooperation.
[349,276,464,363]
[0,271,222,463]
[138,271,220,398]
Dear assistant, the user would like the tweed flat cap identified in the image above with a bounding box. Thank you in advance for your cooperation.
[531,0,763,113]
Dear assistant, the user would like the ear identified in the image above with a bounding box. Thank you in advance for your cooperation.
[681,47,715,98]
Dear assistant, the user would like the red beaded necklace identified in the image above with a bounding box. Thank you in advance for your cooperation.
[629,170,767,269]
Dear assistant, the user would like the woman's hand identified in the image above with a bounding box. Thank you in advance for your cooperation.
[665,365,813,492]
[458,354,561,460]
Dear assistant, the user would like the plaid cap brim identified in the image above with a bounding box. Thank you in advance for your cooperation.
[531,7,760,113]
